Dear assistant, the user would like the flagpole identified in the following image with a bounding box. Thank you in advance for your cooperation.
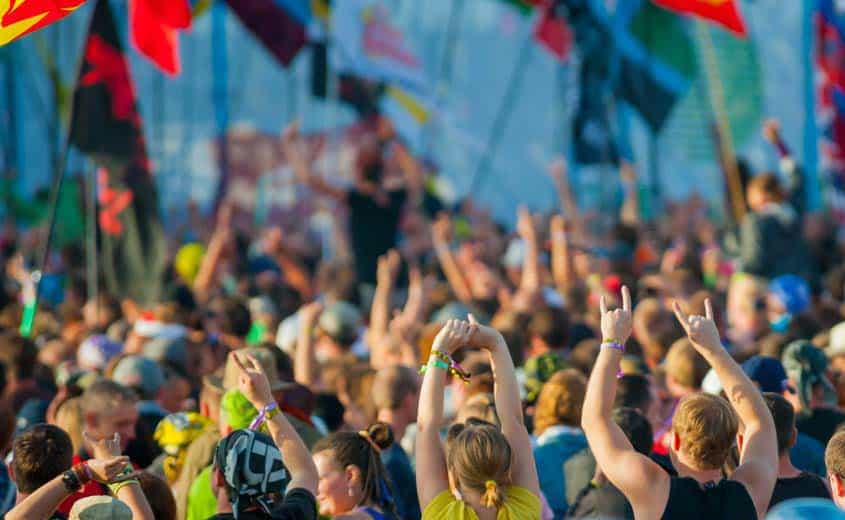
[468,30,534,194]
[694,20,746,223]
[86,165,98,324]
[19,3,94,338]
[211,0,230,212]
[2,48,17,221]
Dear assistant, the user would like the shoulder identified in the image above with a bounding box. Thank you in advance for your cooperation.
[505,486,542,512]
[422,490,462,519]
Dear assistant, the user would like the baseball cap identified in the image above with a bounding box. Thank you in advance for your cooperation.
[769,275,811,315]
[142,336,188,371]
[742,356,796,394]
[69,496,132,520]
[213,429,289,518]
[204,348,293,394]
[77,335,123,372]
[111,355,165,399]
[767,498,845,519]
[318,302,362,345]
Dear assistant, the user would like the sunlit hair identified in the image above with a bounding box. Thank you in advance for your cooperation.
[826,431,845,479]
[533,369,587,435]
[455,393,499,427]
[445,420,512,509]
[672,393,738,470]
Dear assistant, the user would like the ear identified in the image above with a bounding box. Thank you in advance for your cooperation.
[83,411,98,430]
[345,464,362,487]
[7,463,14,484]
[211,468,223,491]
[736,433,744,454]
[831,474,845,498]
[671,431,681,453]
[790,427,798,449]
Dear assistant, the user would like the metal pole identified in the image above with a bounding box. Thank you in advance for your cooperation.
[212,0,230,212]
[86,166,98,315]
[468,32,534,194]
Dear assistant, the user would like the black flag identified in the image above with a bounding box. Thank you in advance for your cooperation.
[69,0,165,304]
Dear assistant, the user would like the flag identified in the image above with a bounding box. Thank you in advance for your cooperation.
[379,85,432,148]
[331,0,426,90]
[618,0,696,132]
[225,0,307,66]
[129,0,191,75]
[69,0,166,304]
[497,0,542,15]
[650,0,746,37]
[816,0,845,223]
[310,41,384,116]
[0,0,86,46]
[533,1,572,61]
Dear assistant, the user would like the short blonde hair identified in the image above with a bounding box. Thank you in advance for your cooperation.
[665,339,709,391]
[672,393,738,470]
[533,369,587,435]
[456,393,499,427]
[826,431,845,478]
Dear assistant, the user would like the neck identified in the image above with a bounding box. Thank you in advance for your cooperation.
[216,489,233,515]
[377,409,408,441]
[15,492,28,505]
[675,459,723,484]
[459,489,499,520]
[777,454,801,479]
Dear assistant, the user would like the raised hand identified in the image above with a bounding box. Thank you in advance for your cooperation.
[231,353,274,409]
[431,319,473,355]
[516,206,537,242]
[547,158,568,185]
[299,301,324,327]
[377,249,401,286]
[599,286,633,344]
[432,213,452,246]
[762,118,781,145]
[86,456,133,484]
[550,215,567,237]
[467,314,505,351]
[83,431,122,460]
[281,120,301,145]
[673,299,721,352]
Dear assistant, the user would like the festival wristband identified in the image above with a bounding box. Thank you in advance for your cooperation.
[19,300,36,338]
[249,402,279,431]
[108,479,139,496]
[419,358,450,375]
[430,351,471,383]
[601,342,625,379]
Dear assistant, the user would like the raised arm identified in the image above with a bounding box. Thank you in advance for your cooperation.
[5,457,130,520]
[762,118,805,216]
[548,159,582,235]
[82,432,155,520]
[516,206,540,295]
[619,161,640,226]
[415,321,466,507]
[193,203,233,303]
[294,302,324,388]
[467,314,540,495]
[672,300,777,517]
[368,249,401,364]
[549,215,573,294]
[233,353,319,494]
[281,122,347,202]
[581,287,669,518]
[431,214,473,304]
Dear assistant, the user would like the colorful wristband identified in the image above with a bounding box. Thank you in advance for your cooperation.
[419,358,450,375]
[108,479,139,496]
[249,402,279,431]
[601,342,625,379]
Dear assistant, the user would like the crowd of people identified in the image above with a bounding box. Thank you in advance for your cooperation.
[0,116,845,519]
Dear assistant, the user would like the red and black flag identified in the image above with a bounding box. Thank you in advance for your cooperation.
[69,0,166,304]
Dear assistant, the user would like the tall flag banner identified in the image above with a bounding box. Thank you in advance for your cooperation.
[129,0,191,75]
[331,0,427,91]
[379,85,432,149]
[534,1,572,61]
[650,0,746,37]
[816,0,845,223]
[310,41,385,116]
[0,0,86,46]
[69,0,166,304]
[225,0,308,66]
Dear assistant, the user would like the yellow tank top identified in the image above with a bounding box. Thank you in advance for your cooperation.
[421,486,541,519]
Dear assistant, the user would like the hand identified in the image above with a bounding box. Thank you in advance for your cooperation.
[516,206,536,242]
[216,200,233,231]
[83,431,122,460]
[762,118,781,144]
[86,456,131,484]
[281,120,301,146]
[431,319,473,355]
[432,213,452,246]
[550,215,567,238]
[231,353,274,409]
[299,301,324,327]
[620,161,637,183]
[599,285,633,344]
[673,299,722,352]
[467,314,505,352]
[377,249,401,286]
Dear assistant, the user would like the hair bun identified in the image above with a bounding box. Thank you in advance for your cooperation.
[367,422,394,451]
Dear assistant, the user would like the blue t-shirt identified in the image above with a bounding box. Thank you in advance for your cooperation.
[380,443,420,520]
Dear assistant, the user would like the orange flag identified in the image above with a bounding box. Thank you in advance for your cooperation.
[650,0,747,37]
[1,0,86,46]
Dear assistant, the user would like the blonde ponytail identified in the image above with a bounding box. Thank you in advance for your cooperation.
[481,479,505,509]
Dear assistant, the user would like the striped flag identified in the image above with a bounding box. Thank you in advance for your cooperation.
[1,0,86,46]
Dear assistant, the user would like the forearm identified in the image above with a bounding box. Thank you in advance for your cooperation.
[551,232,571,291]
[434,245,472,303]
[520,235,540,293]
[582,347,622,426]
[369,281,393,349]
[193,231,226,301]
[115,481,155,520]
[266,413,319,493]
[5,475,69,520]
[417,357,447,431]
[489,339,523,427]
[620,182,640,226]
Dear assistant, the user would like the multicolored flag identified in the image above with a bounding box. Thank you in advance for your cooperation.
[69,0,166,304]
[533,1,572,61]
[129,0,191,75]
[650,0,746,37]
[816,0,845,223]
[225,0,308,66]
[0,0,86,46]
